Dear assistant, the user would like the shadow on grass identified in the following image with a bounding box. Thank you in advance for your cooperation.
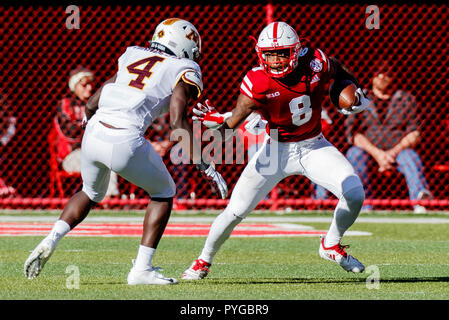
[87,276,449,286]
[197,276,449,285]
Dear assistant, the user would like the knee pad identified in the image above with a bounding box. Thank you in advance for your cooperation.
[150,176,176,199]
[224,202,250,220]
[221,206,245,224]
[82,185,106,203]
[342,184,365,212]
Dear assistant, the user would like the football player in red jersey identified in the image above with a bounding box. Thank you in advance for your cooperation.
[182,22,370,280]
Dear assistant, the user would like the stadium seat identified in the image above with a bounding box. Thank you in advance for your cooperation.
[48,117,82,198]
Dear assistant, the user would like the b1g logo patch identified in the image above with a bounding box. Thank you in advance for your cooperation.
[310,59,323,72]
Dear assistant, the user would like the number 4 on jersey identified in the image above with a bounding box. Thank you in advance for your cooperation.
[127,56,165,89]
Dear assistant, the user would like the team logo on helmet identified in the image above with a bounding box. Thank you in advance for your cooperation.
[157,30,164,38]
[310,59,323,72]
[299,47,309,57]
[163,18,181,25]
[186,30,200,46]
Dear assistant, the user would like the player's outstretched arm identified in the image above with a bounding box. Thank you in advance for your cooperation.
[222,94,258,131]
[170,81,228,199]
[170,80,199,163]
[193,93,258,137]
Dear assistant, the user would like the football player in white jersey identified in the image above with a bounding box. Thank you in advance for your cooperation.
[24,18,227,285]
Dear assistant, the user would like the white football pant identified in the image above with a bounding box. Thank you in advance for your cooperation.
[227,133,364,217]
[81,116,176,203]
[199,133,365,263]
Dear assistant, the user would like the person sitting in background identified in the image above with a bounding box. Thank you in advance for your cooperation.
[0,92,17,197]
[55,66,119,198]
[345,65,431,213]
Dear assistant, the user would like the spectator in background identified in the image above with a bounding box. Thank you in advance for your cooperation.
[345,65,431,213]
[55,67,119,198]
[0,92,17,197]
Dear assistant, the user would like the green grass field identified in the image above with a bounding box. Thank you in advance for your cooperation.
[1,210,449,301]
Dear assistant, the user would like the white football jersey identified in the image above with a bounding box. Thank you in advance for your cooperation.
[96,46,203,133]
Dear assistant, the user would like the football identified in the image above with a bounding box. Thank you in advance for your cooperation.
[329,79,358,110]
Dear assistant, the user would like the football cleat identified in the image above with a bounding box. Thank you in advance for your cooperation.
[127,262,178,285]
[319,236,365,273]
[181,259,211,280]
[24,238,56,279]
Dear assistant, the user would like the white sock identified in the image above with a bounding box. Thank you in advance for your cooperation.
[198,211,242,264]
[134,245,156,271]
[325,186,364,247]
[45,220,71,244]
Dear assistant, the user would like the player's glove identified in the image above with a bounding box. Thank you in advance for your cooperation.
[339,88,370,115]
[192,99,232,130]
[197,161,228,199]
[244,113,268,135]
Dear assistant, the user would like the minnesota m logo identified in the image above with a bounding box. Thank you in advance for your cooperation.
[186,30,200,45]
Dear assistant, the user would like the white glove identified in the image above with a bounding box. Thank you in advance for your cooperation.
[197,162,228,199]
[192,99,232,130]
[339,88,370,115]
[244,113,268,135]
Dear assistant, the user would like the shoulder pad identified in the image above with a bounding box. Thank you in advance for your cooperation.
[182,69,203,95]
[175,59,203,98]
[243,67,270,94]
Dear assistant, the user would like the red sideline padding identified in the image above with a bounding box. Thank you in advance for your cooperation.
[1,198,448,211]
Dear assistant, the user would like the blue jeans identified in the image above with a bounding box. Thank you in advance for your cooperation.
[313,182,329,200]
[345,146,429,200]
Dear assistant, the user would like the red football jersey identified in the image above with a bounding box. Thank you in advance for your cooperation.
[240,48,331,142]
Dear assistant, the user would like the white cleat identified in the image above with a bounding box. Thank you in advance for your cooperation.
[127,263,178,285]
[24,238,56,279]
[181,259,211,280]
[319,236,365,273]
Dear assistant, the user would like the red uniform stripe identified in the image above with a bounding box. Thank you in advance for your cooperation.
[273,22,278,42]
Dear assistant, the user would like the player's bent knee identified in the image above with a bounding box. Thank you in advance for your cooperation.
[222,205,247,221]
[149,179,176,199]
[82,185,106,203]
[342,185,365,213]
[223,211,244,228]
[224,205,250,220]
